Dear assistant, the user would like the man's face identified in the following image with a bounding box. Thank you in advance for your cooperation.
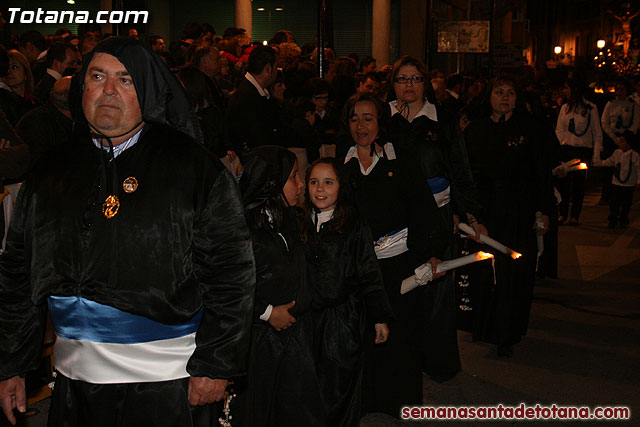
[363,61,377,74]
[201,49,220,77]
[358,77,380,95]
[81,31,102,55]
[128,29,139,40]
[152,38,166,52]
[82,53,142,139]
[53,48,80,74]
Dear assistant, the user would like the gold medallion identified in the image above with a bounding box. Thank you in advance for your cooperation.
[103,195,120,219]
[123,177,138,193]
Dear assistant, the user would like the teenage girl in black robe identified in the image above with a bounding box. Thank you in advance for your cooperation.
[341,93,448,418]
[234,146,325,426]
[305,157,393,426]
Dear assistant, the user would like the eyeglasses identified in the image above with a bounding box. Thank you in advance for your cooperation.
[393,76,424,84]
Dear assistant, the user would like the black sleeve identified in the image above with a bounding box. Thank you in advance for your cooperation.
[0,109,29,179]
[187,169,256,380]
[353,219,393,324]
[0,178,47,380]
[441,115,483,222]
[400,157,448,261]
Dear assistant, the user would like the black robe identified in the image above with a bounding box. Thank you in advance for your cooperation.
[464,111,553,346]
[0,123,255,380]
[343,146,447,418]
[234,147,324,427]
[389,108,480,380]
[306,214,392,426]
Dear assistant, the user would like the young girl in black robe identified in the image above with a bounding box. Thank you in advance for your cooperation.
[233,146,325,426]
[305,157,393,426]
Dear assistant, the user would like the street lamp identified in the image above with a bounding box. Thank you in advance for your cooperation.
[597,39,606,49]
[554,46,562,55]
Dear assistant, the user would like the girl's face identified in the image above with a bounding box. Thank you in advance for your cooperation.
[349,101,379,148]
[282,159,304,206]
[308,163,339,212]
[6,59,26,89]
[490,83,516,116]
[393,64,425,104]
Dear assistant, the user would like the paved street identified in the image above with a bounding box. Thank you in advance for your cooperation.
[5,188,639,427]
[363,188,640,426]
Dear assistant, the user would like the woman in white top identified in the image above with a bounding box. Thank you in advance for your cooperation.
[555,78,603,224]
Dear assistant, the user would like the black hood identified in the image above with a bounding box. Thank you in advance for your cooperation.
[239,146,297,211]
[70,37,202,142]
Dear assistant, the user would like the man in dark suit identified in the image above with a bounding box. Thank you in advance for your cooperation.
[17,76,73,170]
[32,43,79,104]
[441,73,465,117]
[225,45,282,152]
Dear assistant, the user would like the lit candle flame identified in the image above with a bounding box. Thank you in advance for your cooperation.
[478,252,494,260]
[578,163,588,170]
[511,252,523,260]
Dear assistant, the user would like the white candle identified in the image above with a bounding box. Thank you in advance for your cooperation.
[458,223,522,260]
[566,162,588,172]
[400,251,494,294]
[436,251,494,273]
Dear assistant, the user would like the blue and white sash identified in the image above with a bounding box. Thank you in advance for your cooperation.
[49,296,202,384]
[427,176,451,208]
[374,228,409,259]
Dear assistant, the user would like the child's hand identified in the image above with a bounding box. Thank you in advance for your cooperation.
[268,301,296,331]
[374,323,389,344]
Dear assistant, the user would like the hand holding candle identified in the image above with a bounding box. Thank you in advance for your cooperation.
[401,251,494,294]
[458,222,522,260]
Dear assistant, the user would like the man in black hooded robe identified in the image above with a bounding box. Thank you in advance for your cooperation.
[0,38,255,426]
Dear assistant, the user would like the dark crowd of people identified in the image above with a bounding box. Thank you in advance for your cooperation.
[0,18,639,427]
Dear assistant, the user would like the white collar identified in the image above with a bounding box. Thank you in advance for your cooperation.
[344,142,396,175]
[0,82,10,91]
[314,209,335,232]
[245,72,270,98]
[92,128,143,159]
[389,99,438,123]
[47,68,62,81]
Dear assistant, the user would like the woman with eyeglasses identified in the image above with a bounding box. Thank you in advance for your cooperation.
[463,76,553,357]
[341,92,448,418]
[387,55,484,382]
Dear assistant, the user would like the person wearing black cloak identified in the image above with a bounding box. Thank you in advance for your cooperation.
[387,56,484,382]
[463,76,552,357]
[0,38,255,426]
[342,93,448,418]
[233,146,325,426]
[305,157,393,426]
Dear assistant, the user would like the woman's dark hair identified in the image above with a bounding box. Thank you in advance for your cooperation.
[389,55,437,105]
[465,75,522,121]
[565,78,589,116]
[342,92,389,143]
[304,157,356,235]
